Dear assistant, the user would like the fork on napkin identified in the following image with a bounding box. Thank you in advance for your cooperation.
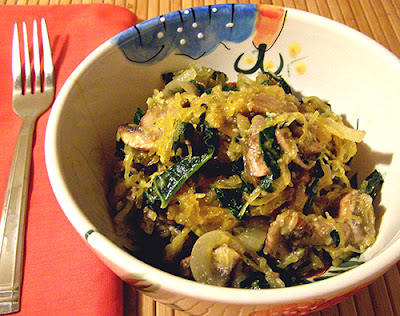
[0,5,137,315]
[0,18,54,314]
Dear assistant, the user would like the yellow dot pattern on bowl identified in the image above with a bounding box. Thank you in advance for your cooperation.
[288,42,302,58]
[295,62,307,74]
[263,59,275,71]
[243,55,255,65]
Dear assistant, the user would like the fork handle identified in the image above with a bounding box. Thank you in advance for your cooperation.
[0,116,36,314]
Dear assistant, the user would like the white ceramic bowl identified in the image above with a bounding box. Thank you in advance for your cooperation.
[45,4,400,315]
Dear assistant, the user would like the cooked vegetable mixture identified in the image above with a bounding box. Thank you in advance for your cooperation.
[109,66,383,288]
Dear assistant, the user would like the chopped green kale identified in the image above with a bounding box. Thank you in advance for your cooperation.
[133,107,145,125]
[361,170,384,200]
[215,188,249,220]
[330,230,340,247]
[239,272,270,289]
[259,126,281,192]
[144,151,213,209]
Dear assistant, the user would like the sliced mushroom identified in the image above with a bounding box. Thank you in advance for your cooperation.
[264,190,376,265]
[244,115,269,177]
[337,190,358,220]
[337,190,375,247]
[139,106,165,138]
[250,91,298,114]
[190,230,245,286]
[245,133,270,177]
[118,106,165,151]
[118,124,155,151]
[263,210,334,263]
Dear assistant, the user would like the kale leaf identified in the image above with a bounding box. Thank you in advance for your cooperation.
[115,139,125,158]
[172,121,195,161]
[213,157,254,220]
[239,272,270,289]
[262,71,292,94]
[330,230,340,247]
[302,160,324,215]
[144,151,213,209]
[259,126,281,192]
[215,188,249,220]
[133,107,145,125]
[194,113,220,156]
[161,72,174,84]
[361,170,384,200]
[201,157,244,179]
[144,114,219,210]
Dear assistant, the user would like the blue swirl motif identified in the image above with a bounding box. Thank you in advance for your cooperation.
[304,256,364,284]
[114,4,257,64]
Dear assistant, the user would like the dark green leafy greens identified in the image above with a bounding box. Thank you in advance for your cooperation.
[213,157,254,220]
[144,114,219,210]
[161,72,174,84]
[261,71,292,95]
[239,272,270,289]
[192,69,230,95]
[172,121,195,160]
[195,113,220,156]
[330,230,340,247]
[302,160,324,215]
[144,151,213,209]
[360,170,384,200]
[215,188,249,220]
[239,266,307,288]
[133,107,145,125]
[259,174,275,193]
[115,139,126,158]
[201,157,244,179]
[259,126,281,192]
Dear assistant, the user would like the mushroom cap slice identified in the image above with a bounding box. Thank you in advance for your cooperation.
[190,230,245,286]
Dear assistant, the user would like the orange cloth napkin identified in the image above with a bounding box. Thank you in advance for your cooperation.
[0,5,137,315]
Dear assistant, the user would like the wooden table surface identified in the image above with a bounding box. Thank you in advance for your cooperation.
[4,0,400,315]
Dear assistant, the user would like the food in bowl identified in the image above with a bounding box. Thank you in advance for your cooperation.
[109,65,383,288]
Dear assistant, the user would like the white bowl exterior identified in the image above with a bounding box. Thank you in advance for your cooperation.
[45,5,400,315]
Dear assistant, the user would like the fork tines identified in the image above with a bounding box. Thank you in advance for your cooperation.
[12,19,54,95]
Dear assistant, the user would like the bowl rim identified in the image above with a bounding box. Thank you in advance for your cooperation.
[88,228,399,305]
[45,4,400,306]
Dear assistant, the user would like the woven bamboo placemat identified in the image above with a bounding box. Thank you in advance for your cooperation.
[4,0,400,315]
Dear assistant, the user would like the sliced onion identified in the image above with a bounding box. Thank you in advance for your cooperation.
[319,117,366,142]
[236,227,268,253]
[236,217,269,253]
[162,67,199,95]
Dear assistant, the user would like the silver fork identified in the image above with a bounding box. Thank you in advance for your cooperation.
[0,19,54,314]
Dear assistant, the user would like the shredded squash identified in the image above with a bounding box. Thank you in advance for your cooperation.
[109,65,382,288]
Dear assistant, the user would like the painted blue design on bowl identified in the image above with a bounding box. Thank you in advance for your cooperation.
[305,256,364,284]
[114,4,257,64]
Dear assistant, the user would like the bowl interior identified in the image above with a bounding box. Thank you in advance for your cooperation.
[46,3,400,304]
